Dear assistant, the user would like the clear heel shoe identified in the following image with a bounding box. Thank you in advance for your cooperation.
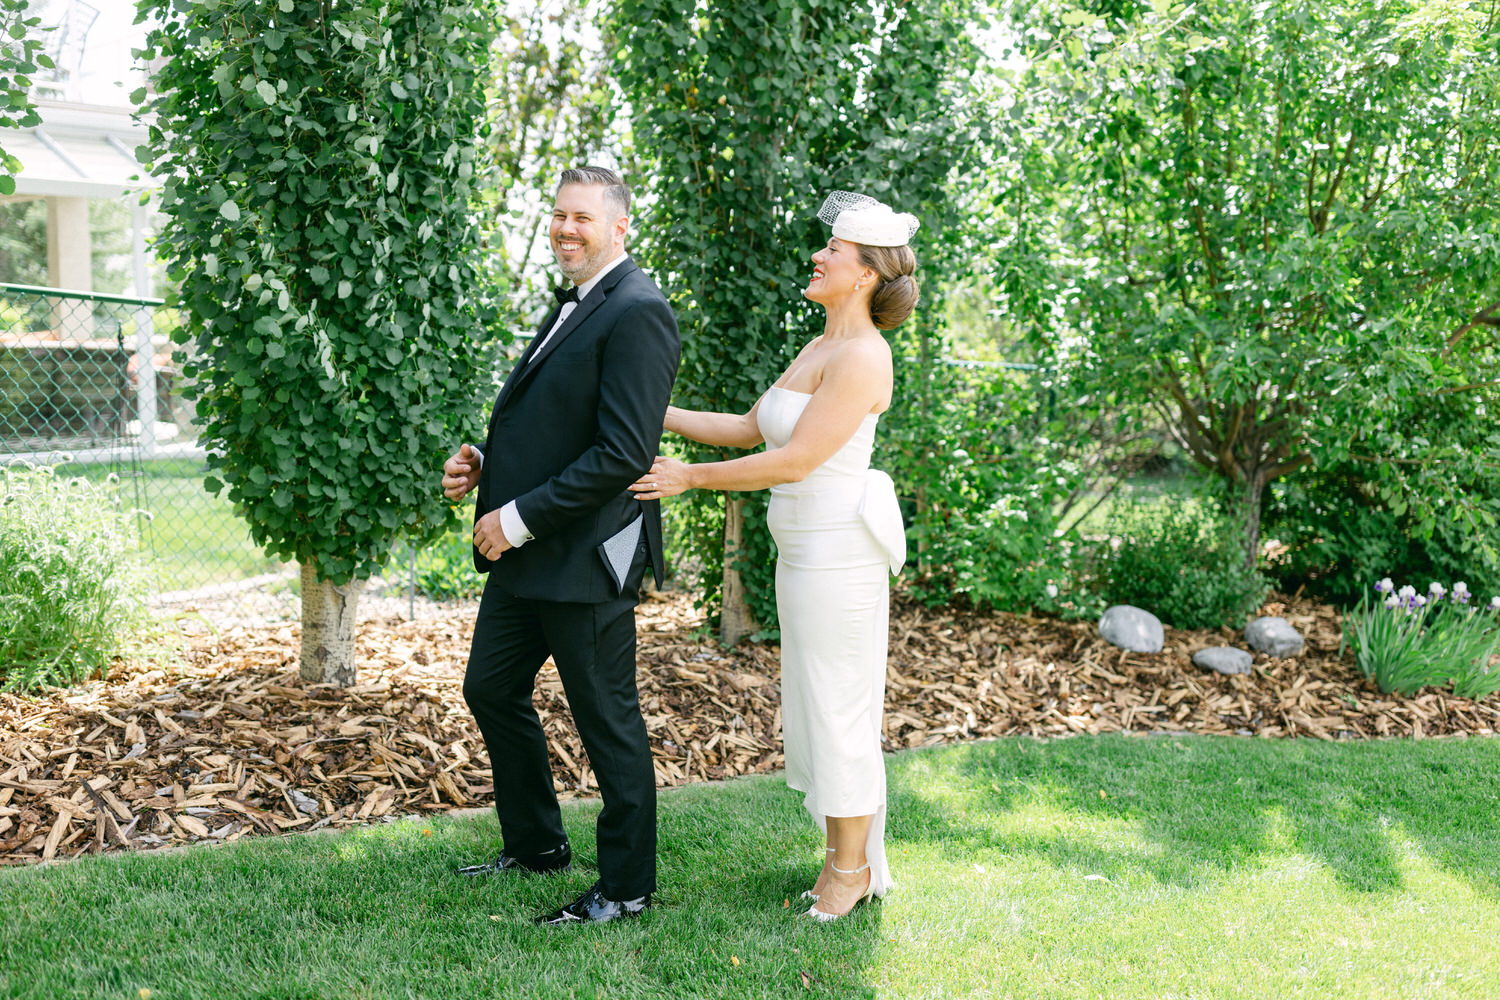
[799,847,837,901]
[805,861,873,922]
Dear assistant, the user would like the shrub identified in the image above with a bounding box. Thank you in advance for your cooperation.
[1265,469,1500,606]
[881,358,1084,615]
[0,464,145,692]
[1343,579,1500,698]
[409,523,484,603]
[1093,498,1270,630]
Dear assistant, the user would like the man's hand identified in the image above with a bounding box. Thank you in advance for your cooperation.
[443,444,482,500]
[473,509,513,561]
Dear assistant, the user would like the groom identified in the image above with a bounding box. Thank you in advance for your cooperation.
[441,166,680,925]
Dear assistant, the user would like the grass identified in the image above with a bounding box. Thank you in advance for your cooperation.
[2,734,1498,999]
[60,457,283,592]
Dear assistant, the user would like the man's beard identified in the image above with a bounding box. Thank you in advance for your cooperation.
[555,240,611,283]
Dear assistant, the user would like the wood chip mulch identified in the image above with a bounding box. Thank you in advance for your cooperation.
[2,590,1495,866]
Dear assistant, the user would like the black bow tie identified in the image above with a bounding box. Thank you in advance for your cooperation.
[553,285,579,305]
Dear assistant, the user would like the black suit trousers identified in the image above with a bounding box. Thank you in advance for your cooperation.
[462,542,655,900]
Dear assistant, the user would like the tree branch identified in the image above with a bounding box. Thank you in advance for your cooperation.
[1313,129,1358,233]
[1440,301,1500,359]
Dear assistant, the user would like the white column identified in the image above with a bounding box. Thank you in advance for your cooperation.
[45,196,94,339]
[131,197,156,458]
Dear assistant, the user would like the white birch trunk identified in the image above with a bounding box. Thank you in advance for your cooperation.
[298,562,365,686]
[720,497,756,646]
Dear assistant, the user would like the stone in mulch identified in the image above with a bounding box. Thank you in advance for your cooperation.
[1193,647,1254,676]
[1245,616,1306,658]
[1098,605,1165,653]
[2,591,1496,866]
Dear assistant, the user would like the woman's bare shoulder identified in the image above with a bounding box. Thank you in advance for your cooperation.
[827,333,893,372]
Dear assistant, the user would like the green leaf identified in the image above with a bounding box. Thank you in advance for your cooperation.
[255,80,277,105]
[337,280,352,299]
[219,200,241,221]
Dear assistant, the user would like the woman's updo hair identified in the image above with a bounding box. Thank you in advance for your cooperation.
[857,243,919,331]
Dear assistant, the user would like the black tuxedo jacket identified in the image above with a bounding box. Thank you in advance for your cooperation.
[474,257,680,603]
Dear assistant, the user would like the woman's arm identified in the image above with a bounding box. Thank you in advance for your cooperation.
[665,336,828,448]
[664,402,765,449]
[634,338,891,497]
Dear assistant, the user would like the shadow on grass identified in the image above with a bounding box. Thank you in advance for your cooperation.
[886,734,1500,899]
[0,784,887,1000]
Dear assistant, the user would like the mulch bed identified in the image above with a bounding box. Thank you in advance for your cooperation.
[2,590,1495,866]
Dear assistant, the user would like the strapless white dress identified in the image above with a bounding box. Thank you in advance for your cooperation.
[758,386,905,898]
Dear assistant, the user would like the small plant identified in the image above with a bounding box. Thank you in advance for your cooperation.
[0,464,145,692]
[1343,578,1500,698]
[409,525,483,602]
[1093,499,1270,630]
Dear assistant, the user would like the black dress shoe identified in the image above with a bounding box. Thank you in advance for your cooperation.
[456,841,571,877]
[534,880,651,925]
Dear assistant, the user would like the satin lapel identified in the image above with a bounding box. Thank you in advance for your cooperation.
[495,258,641,410]
[520,290,604,370]
[492,302,565,413]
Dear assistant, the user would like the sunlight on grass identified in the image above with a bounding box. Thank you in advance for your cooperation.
[3,736,1497,999]
[873,800,1500,1000]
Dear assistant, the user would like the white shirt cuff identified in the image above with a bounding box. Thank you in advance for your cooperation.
[499,500,534,549]
[469,444,484,469]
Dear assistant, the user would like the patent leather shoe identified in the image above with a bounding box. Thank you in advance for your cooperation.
[534,879,651,925]
[456,841,571,877]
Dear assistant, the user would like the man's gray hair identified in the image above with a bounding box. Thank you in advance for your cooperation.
[559,166,631,219]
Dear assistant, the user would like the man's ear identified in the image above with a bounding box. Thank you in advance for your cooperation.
[615,214,630,248]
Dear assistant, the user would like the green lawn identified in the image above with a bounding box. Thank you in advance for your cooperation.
[62,457,283,592]
[2,735,1497,999]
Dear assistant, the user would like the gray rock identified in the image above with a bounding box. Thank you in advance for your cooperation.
[1192,646,1254,675]
[1098,605,1164,653]
[1244,616,1305,658]
[289,789,321,816]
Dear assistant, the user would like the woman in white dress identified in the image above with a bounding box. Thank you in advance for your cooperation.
[631,192,918,920]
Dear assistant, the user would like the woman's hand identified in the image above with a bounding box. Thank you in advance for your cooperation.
[630,456,693,500]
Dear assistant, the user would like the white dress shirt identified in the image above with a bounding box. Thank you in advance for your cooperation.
[486,252,629,551]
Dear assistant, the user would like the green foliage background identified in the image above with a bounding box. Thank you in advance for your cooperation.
[999,0,1500,571]
[0,0,52,196]
[612,0,988,633]
[136,0,500,586]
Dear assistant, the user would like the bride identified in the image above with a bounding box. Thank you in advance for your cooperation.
[631,192,917,920]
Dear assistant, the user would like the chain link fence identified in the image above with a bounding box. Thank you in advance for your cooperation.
[0,282,307,622]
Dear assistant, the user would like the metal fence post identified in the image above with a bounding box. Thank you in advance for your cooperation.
[130,199,157,460]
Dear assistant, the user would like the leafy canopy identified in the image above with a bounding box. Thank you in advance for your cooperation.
[136,0,499,584]
[1002,0,1500,560]
[612,0,987,629]
[0,0,54,196]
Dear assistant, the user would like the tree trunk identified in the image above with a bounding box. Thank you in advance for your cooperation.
[299,562,366,686]
[1235,473,1266,572]
[720,496,756,646]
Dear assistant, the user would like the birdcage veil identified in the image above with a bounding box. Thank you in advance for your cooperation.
[816,191,919,246]
[817,191,883,225]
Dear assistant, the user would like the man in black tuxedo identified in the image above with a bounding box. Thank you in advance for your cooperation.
[440,166,679,925]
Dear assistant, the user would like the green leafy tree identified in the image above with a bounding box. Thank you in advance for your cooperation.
[0,0,53,196]
[1003,0,1500,567]
[612,0,986,641]
[137,0,498,684]
[481,0,619,316]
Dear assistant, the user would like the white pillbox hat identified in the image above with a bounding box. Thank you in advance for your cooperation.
[818,191,919,247]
